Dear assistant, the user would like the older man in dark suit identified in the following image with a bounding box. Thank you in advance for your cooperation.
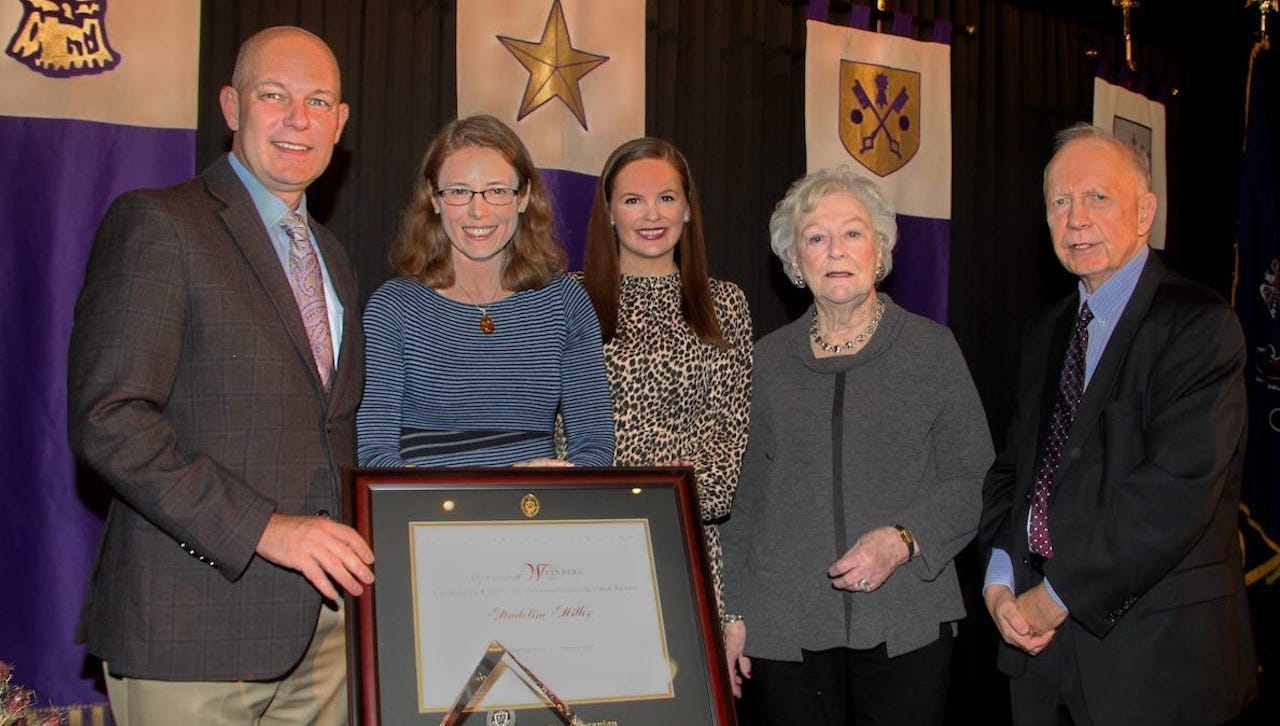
[979,123,1258,724]
[68,26,373,725]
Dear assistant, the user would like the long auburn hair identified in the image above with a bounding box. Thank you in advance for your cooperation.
[581,137,726,347]
[391,114,565,290]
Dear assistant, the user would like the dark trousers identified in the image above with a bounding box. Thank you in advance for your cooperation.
[742,623,954,725]
[1008,618,1093,726]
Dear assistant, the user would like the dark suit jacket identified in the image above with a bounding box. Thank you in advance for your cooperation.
[67,154,365,681]
[979,252,1257,724]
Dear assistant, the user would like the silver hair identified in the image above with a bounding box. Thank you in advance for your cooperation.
[767,166,898,282]
[1044,122,1152,194]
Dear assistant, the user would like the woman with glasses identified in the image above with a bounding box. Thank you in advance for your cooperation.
[578,137,753,615]
[357,114,614,467]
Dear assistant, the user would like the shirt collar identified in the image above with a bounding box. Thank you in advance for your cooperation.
[1078,245,1149,325]
[228,152,309,230]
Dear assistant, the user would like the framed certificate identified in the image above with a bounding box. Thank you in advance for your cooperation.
[345,467,737,725]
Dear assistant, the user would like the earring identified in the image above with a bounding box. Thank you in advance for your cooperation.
[683,213,690,223]
[875,262,886,281]
[793,272,806,288]
[609,217,615,226]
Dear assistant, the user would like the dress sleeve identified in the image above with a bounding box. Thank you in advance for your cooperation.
[692,281,754,521]
[356,284,411,467]
[897,329,995,580]
[719,352,770,618]
[559,279,616,466]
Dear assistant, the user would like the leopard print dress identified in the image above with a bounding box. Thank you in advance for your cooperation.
[604,273,753,613]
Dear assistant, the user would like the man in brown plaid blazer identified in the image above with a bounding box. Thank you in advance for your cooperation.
[67,26,374,725]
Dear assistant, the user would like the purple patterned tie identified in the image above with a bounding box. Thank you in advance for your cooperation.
[1028,302,1093,558]
[282,212,334,388]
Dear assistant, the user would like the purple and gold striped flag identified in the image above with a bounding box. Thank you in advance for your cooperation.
[804,8,952,323]
[0,0,200,711]
[457,0,644,269]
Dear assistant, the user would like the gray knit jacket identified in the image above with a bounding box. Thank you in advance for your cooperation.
[721,297,993,660]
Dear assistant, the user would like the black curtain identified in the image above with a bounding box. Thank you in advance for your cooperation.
[195,1,1256,721]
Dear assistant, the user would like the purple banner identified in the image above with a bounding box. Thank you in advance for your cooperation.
[541,167,598,272]
[0,114,194,707]
[886,214,950,324]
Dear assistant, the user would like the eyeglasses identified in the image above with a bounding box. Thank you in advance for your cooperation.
[434,186,521,206]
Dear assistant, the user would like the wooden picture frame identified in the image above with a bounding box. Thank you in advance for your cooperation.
[344,466,736,725]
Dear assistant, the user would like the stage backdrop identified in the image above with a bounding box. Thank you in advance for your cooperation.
[0,0,200,712]
[804,4,952,324]
[457,0,644,269]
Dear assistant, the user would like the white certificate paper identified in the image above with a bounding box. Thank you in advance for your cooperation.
[410,519,673,712]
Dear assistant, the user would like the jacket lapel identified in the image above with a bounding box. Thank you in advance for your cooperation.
[203,156,324,393]
[1055,253,1164,482]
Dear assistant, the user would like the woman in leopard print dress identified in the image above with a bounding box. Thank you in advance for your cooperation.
[579,137,753,615]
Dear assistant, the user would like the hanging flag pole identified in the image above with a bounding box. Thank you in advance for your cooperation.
[1112,0,1142,72]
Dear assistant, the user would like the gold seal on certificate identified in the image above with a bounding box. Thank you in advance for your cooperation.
[520,493,540,518]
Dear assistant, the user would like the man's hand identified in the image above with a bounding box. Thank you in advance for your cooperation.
[256,513,375,600]
[1016,582,1068,635]
[723,620,751,698]
[984,584,1056,656]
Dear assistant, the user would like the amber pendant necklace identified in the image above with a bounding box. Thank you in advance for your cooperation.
[476,305,495,334]
[457,277,501,334]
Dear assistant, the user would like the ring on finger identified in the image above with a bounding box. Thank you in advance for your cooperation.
[856,578,871,592]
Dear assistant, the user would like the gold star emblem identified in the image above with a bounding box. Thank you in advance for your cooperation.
[498,0,608,130]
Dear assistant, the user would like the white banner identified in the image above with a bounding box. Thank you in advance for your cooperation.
[805,19,951,219]
[1,0,200,128]
[457,0,644,175]
[1093,76,1167,249]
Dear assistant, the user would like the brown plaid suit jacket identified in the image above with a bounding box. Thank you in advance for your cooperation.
[67,154,365,681]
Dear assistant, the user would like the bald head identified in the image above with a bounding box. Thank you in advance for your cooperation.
[219,26,349,207]
[231,26,342,98]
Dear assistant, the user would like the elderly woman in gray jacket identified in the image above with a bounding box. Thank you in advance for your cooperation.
[720,168,992,724]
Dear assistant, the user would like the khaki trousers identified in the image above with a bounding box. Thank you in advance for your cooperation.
[105,602,347,726]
